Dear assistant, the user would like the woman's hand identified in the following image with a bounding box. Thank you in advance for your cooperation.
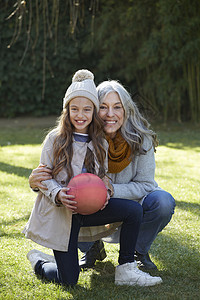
[101,191,110,210]
[29,164,52,190]
[57,187,77,212]
[102,175,114,197]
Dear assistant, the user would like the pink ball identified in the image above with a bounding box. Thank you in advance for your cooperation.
[67,173,107,215]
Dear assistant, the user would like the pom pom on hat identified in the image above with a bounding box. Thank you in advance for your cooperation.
[63,69,99,111]
[72,69,94,82]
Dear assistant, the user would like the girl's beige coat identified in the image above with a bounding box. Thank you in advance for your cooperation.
[23,130,120,251]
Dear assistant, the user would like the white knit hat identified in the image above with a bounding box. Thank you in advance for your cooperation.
[63,69,99,111]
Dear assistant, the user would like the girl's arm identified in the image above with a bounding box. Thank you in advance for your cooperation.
[56,187,77,212]
[36,132,63,204]
[37,132,77,209]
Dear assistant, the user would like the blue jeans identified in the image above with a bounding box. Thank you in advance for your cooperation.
[136,190,175,254]
[78,190,176,255]
[35,198,142,285]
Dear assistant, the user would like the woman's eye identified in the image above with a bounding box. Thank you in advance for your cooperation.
[100,106,107,110]
[114,106,122,109]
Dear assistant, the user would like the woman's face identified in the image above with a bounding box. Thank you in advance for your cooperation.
[69,97,94,134]
[99,91,124,139]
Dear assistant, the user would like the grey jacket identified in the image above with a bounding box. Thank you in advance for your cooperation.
[103,137,162,243]
[109,137,160,204]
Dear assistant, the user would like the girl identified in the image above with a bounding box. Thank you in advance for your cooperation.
[23,70,162,287]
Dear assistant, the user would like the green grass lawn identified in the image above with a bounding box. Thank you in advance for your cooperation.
[0,117,199,300]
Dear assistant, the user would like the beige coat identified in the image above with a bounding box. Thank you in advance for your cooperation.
[23,130,120,251]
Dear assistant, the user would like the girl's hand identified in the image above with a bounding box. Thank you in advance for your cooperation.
[57,187,77,212]
[101,191,110,210]
[29,164,52,190]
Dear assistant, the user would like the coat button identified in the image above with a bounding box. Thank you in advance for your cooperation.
[61,180,65,185]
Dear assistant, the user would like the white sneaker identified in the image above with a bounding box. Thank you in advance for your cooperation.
[27,249,55,270]
[115,261,163,287]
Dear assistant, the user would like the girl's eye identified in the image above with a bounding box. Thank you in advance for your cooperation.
[100,106,107,110]
[114,106,122,109]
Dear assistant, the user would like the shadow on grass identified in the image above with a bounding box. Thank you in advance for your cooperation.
[34,275,91,299]
[0,162,32,178]
[161,144,200,151]
[0,213,30,237]
[3,221,199,298]
[86,234,200,297]
[175,199,200,216]
[0,213,30,226]
[151,233,200,285]
[157,135,200,150]
[36,261,116,298]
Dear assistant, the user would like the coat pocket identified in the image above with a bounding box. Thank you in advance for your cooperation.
[39,197,57,217]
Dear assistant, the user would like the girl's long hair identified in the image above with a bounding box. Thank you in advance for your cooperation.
[51,106,106,180]
[97,80,158,155]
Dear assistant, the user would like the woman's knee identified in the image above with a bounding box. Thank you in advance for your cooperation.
[158,191,175,217]
[143,190,176,218]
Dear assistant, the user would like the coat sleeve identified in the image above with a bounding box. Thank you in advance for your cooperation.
[38,131,62,204]
[112,141,158,201]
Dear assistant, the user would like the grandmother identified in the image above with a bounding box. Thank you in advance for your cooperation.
[29,79,175,270]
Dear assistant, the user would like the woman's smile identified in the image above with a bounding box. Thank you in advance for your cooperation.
[105,120,117,124]
[99,92,124,138]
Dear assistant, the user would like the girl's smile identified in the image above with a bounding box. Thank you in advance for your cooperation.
[69,97,94,134]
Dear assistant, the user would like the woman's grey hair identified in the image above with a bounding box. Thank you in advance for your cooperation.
[97,80,158,152]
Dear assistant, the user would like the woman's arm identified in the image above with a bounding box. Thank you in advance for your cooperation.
[29,164,52,190]
[111,144,158,201]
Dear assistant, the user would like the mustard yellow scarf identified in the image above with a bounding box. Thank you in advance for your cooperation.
[106,131,132,173]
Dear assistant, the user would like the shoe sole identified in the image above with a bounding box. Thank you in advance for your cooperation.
[115,279,163,287]
[27,249,55,263]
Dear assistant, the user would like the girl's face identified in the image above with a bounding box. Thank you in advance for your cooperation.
[99,92,124,139]
[69,97,94,134]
